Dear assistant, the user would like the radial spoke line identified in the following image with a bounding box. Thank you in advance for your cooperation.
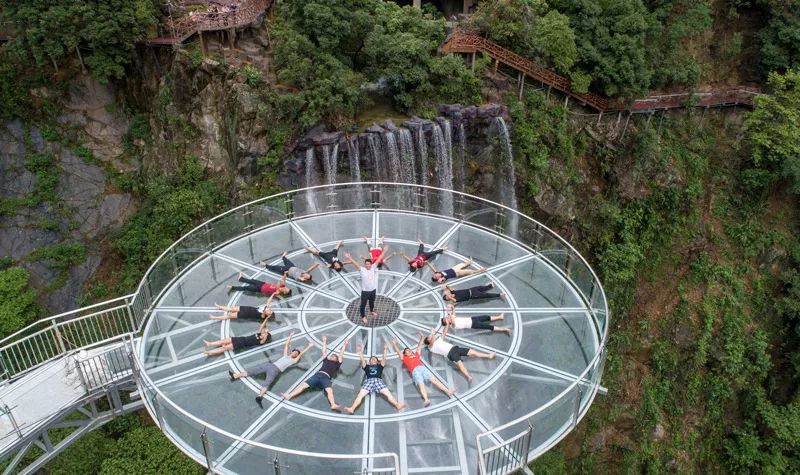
[508,353,595,386]
[213,252,349,304]
[145,319,217,342]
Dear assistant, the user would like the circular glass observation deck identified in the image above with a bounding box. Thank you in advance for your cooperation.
[134,183,608,475]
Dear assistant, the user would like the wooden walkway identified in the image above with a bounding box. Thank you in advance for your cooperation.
[441,33,760,113]
[140,0,269,45]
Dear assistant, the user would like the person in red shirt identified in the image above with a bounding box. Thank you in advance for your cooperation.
[401,240,447,272]
[361,236,397,269]
[390,336,455,407]
[227,272,292,297]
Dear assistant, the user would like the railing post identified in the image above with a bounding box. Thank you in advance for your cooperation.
[2,404,22,439]
[201,428,214,474]
[52,321,67,354]
[521,421,534,469]
[572,385,583,429]
[124,296,137,333]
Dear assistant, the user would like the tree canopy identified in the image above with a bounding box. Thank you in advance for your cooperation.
[3,0,155,83]
[0,265,40,339]
[746,68,800,193]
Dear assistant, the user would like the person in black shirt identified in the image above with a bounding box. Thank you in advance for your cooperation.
[282,336,349,411]
[305,240,348,272]
[345,343,406,414]
[442,282,505,304]
[209,293,278,321]
[202,319,271,356]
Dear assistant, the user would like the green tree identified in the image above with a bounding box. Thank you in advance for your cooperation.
[760,0,800,73]
[745,68,800,192]
[532,10,577,73]
[3,0,155,83]
[99,426,201,475]
[0,266,40,338]
[469,0,545,57]
[551,0,658,97]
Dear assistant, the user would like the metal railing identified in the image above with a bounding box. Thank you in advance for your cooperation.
[0,183,609,474]
[75,343,133,392]
[477,421,533,475]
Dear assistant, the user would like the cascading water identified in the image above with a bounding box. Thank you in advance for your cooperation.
[305,147,317,212]
[490,116,518,235]
[432,119,454,215]
[348,138,361,182]
[366,135,384,182]
[321,145,332,185]
[383,132,401,182]
[396,128,416,184]
[414,127,429,187]
[328,142,339,184]
[456,123,467,191]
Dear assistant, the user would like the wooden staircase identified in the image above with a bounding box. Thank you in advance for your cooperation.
[441,33,760,113]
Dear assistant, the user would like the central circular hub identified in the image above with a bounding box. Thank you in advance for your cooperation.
[345,295,401,327]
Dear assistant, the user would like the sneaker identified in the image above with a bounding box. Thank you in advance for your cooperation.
[228,370,235,382]
[255,396,264,408]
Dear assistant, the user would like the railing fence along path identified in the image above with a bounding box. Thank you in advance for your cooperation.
[441,33,760,112]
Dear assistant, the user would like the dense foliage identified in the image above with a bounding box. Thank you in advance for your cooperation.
[745,68,800,193]
[0,265,40,339]
[114,155,227,289]
[273,0,480,126]
[3,0,155,82]
[759,0,800,73]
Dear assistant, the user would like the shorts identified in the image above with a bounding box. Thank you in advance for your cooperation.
[362,377,387,394]
[471,315,494,331]
[446,346,470,362]
[305,372,333,390]
[411,366,433,385]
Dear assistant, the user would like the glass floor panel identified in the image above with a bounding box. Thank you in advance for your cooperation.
[137,207,604,475]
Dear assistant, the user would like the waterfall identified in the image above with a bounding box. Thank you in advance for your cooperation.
[321,145,332,185]
[456,123,467,191]
[329,142,339,184]
[490,117,518,234]
[348,137,361,182]
[383,132,401,182]
[366,134,383,181]
[305,147,317,188]
[396,128,416,184]
[305,147,317,212]
[432,119,454,215]
[414,127,429,186]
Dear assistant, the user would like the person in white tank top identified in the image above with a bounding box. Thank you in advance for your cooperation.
[422,325,495,384]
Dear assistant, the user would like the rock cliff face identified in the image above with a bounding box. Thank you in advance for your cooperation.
[0,119,134,312]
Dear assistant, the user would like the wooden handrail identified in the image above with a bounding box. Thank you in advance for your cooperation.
[442,33,760,112]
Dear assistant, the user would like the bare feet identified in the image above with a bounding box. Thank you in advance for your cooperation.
[370,311,378,317]
[497,313,505,320]
[281,392,291,400]
[345,407,355,414]
[362,317,369,324]
[500,327,512,335]
[423,399,431,407]
[203,340,212,346]
[226,285,233,291]
[330,404,342,412]
[447,388,457,397]
[500,292,507,299]
[282,251,287,257]
[467,375,473,384]
[396,402,407,411]
[489,352,496,359]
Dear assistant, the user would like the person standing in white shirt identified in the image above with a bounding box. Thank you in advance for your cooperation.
[344,250,384,324]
